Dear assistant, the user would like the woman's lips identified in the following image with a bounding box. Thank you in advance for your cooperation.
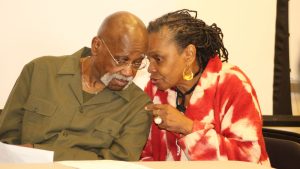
[150,77,161,84]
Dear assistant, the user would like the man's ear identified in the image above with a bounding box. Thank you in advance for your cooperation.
[91,37,101,53]
[184,44,196,64]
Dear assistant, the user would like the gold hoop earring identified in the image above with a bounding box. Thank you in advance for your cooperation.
[183,66,193,81]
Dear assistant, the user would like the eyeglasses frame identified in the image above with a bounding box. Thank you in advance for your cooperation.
[100,38,147,70]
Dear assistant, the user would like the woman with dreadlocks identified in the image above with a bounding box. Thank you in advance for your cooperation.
[141,9,270,165]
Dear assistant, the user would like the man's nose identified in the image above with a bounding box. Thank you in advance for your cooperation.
[120,64,135,77]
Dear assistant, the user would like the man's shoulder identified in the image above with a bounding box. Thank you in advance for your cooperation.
[22,55,68,75]
[25,48,86,71]
[28,47,87,66]
[30,54,68,65]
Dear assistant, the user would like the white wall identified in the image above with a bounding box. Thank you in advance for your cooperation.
[290,0,300,82]
[0,0,279,115]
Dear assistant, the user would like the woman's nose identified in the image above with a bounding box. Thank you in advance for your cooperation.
[147,61,157,73]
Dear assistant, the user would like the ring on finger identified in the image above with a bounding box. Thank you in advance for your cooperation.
[154,116,162,125]
[154,110,162,125]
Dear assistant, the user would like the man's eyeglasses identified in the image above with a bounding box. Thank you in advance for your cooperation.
[100,38,147,70]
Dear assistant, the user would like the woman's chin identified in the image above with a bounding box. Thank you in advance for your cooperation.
[153,80,173,91]
[156,83,170,91]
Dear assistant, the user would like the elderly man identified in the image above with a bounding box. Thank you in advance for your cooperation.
[0,11,151,161]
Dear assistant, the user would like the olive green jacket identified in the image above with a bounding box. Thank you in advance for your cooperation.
[0,47,152,161]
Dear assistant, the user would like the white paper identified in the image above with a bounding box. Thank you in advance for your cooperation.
[58,160,152,169]
[0,142,54,163]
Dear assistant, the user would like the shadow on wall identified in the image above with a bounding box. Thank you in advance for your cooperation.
[298,42,300,80]
[291,42,300,115]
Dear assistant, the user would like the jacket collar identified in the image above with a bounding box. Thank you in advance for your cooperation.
[57,47,91,75]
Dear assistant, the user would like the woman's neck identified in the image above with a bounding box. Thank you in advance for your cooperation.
[175,65,202,112]
[176,65,202,94]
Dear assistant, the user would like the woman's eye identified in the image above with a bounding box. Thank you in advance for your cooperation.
[147,54,163,65]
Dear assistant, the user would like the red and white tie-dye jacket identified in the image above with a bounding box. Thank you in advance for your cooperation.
[140,56,270,166]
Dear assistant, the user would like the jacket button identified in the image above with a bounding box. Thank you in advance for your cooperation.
[79,106,84,113]
[62,131,68,136]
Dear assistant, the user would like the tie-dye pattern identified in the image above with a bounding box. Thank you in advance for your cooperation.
[140,57,270,166]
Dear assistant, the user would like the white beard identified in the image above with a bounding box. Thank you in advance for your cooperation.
[100,72,133,90]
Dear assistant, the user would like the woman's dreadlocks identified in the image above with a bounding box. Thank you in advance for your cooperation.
[147,9,229,69]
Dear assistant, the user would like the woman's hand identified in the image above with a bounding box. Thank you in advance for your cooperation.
[146,104,193,135]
